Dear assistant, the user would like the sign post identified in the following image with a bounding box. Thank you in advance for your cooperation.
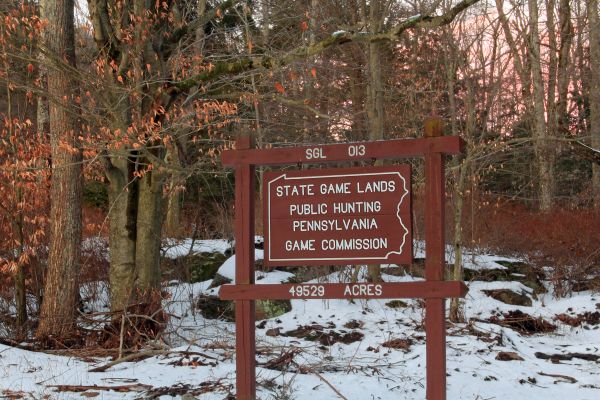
[424,118,448,400]
[233,136,256,400]
[222,121,466,400]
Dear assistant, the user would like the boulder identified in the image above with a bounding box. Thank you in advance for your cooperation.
[496,351,524,361]
[196,295,291,321]
[466,261,546,296]
[483,289,532,306]
[386,300,408,309]
[161,251,227,283]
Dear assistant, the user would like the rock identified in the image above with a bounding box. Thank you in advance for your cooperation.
[197,295,235,321]
[555,311,600,327]
[162,251,228,283]
[189,252,228,283]
[483,289,532,307]
[496,351,524,361]
[465,261,547,296]
[256,300,292,320]
[344,320,362,329]
[319,331,363,346]
[382,338,412,351]
[385,300,408,308]
[281,325,363,346]
[266,328,281,337]
[208,273,232,289]
[534,351,600,362]
[196,295,290,322]
[488,310,556,335]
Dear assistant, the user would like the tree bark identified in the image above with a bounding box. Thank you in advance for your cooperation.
[589,0,600,206]
[546,0,558,141]
[366,0,386,283]
[135,169,165,294]
[528,0,555,210]
[106,160,138,312]
[444,38,465,323]
[37,0,83,338]
[164,148,183,237]
[556,0,572,136]
[13,197,27,330]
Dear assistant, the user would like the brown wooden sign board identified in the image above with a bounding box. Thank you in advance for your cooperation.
[220,281,467,300]
[220,127,466,400]
[263,165,412,266]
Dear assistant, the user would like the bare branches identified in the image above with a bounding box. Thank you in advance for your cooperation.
[168,0,243,48]
[173,0,482,91]
[86,0,121,60]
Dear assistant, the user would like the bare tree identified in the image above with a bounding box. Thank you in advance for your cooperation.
[589,0,600,205]
[37,0,83,338]
[528,0,555,210]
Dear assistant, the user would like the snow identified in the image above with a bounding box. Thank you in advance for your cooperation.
[1,243,599,399]
[162,238,232,259]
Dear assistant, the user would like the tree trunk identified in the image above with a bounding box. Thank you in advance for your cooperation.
[556,0,572,136]
[37,0,83,338]
[449,160,467,322]
[366,0,385,283]
[444,43,465,323]
[106,130,166,312]
[164,148,183,237]
[546,0,558,141]
[14,200,27,330]
[528,0,555,210]
[106,137,137,312]
[135,170,165,294]
[589,0,600,206]
[15,264,26,329]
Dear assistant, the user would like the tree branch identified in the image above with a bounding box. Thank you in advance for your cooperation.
[87,0,121,60]
[167,0,242,47]
[172,0,482,91]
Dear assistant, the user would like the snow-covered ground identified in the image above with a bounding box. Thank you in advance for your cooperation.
[1,240,599,399]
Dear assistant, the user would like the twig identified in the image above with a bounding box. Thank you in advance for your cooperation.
[89,349,223,372]
[538,371,577,384]
[89,349,168,372]
[48,384,152,392]
[293,361,348,400]
[311,370,348,400]
[118,311,126,359]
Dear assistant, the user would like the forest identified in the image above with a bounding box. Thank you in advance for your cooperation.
[0,0,599,398]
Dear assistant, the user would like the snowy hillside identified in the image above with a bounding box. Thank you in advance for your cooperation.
[1,240,599,399]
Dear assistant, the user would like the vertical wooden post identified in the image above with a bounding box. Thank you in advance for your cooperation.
[424,117,446,400]
[234,136,256,400]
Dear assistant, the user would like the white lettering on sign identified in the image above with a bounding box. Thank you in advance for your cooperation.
[293,219,342,232]
[285,239,315,251]
[289,285,325,297]
[291,217,378,232]
[356,180,396,193]
[342,217,377,230]
[305,147,327,160]
[343,284,383,297]
[321,237,388,250]
[348,144,366,157]
[320,182,350,195]
[333,200,381,214]
[289,203,327,216]
[265,167,412,265]
[276,184,315,197]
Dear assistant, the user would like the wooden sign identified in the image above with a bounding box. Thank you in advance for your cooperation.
[263,165,412,266]
[220,281,467,300]
[221,124,466,400]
